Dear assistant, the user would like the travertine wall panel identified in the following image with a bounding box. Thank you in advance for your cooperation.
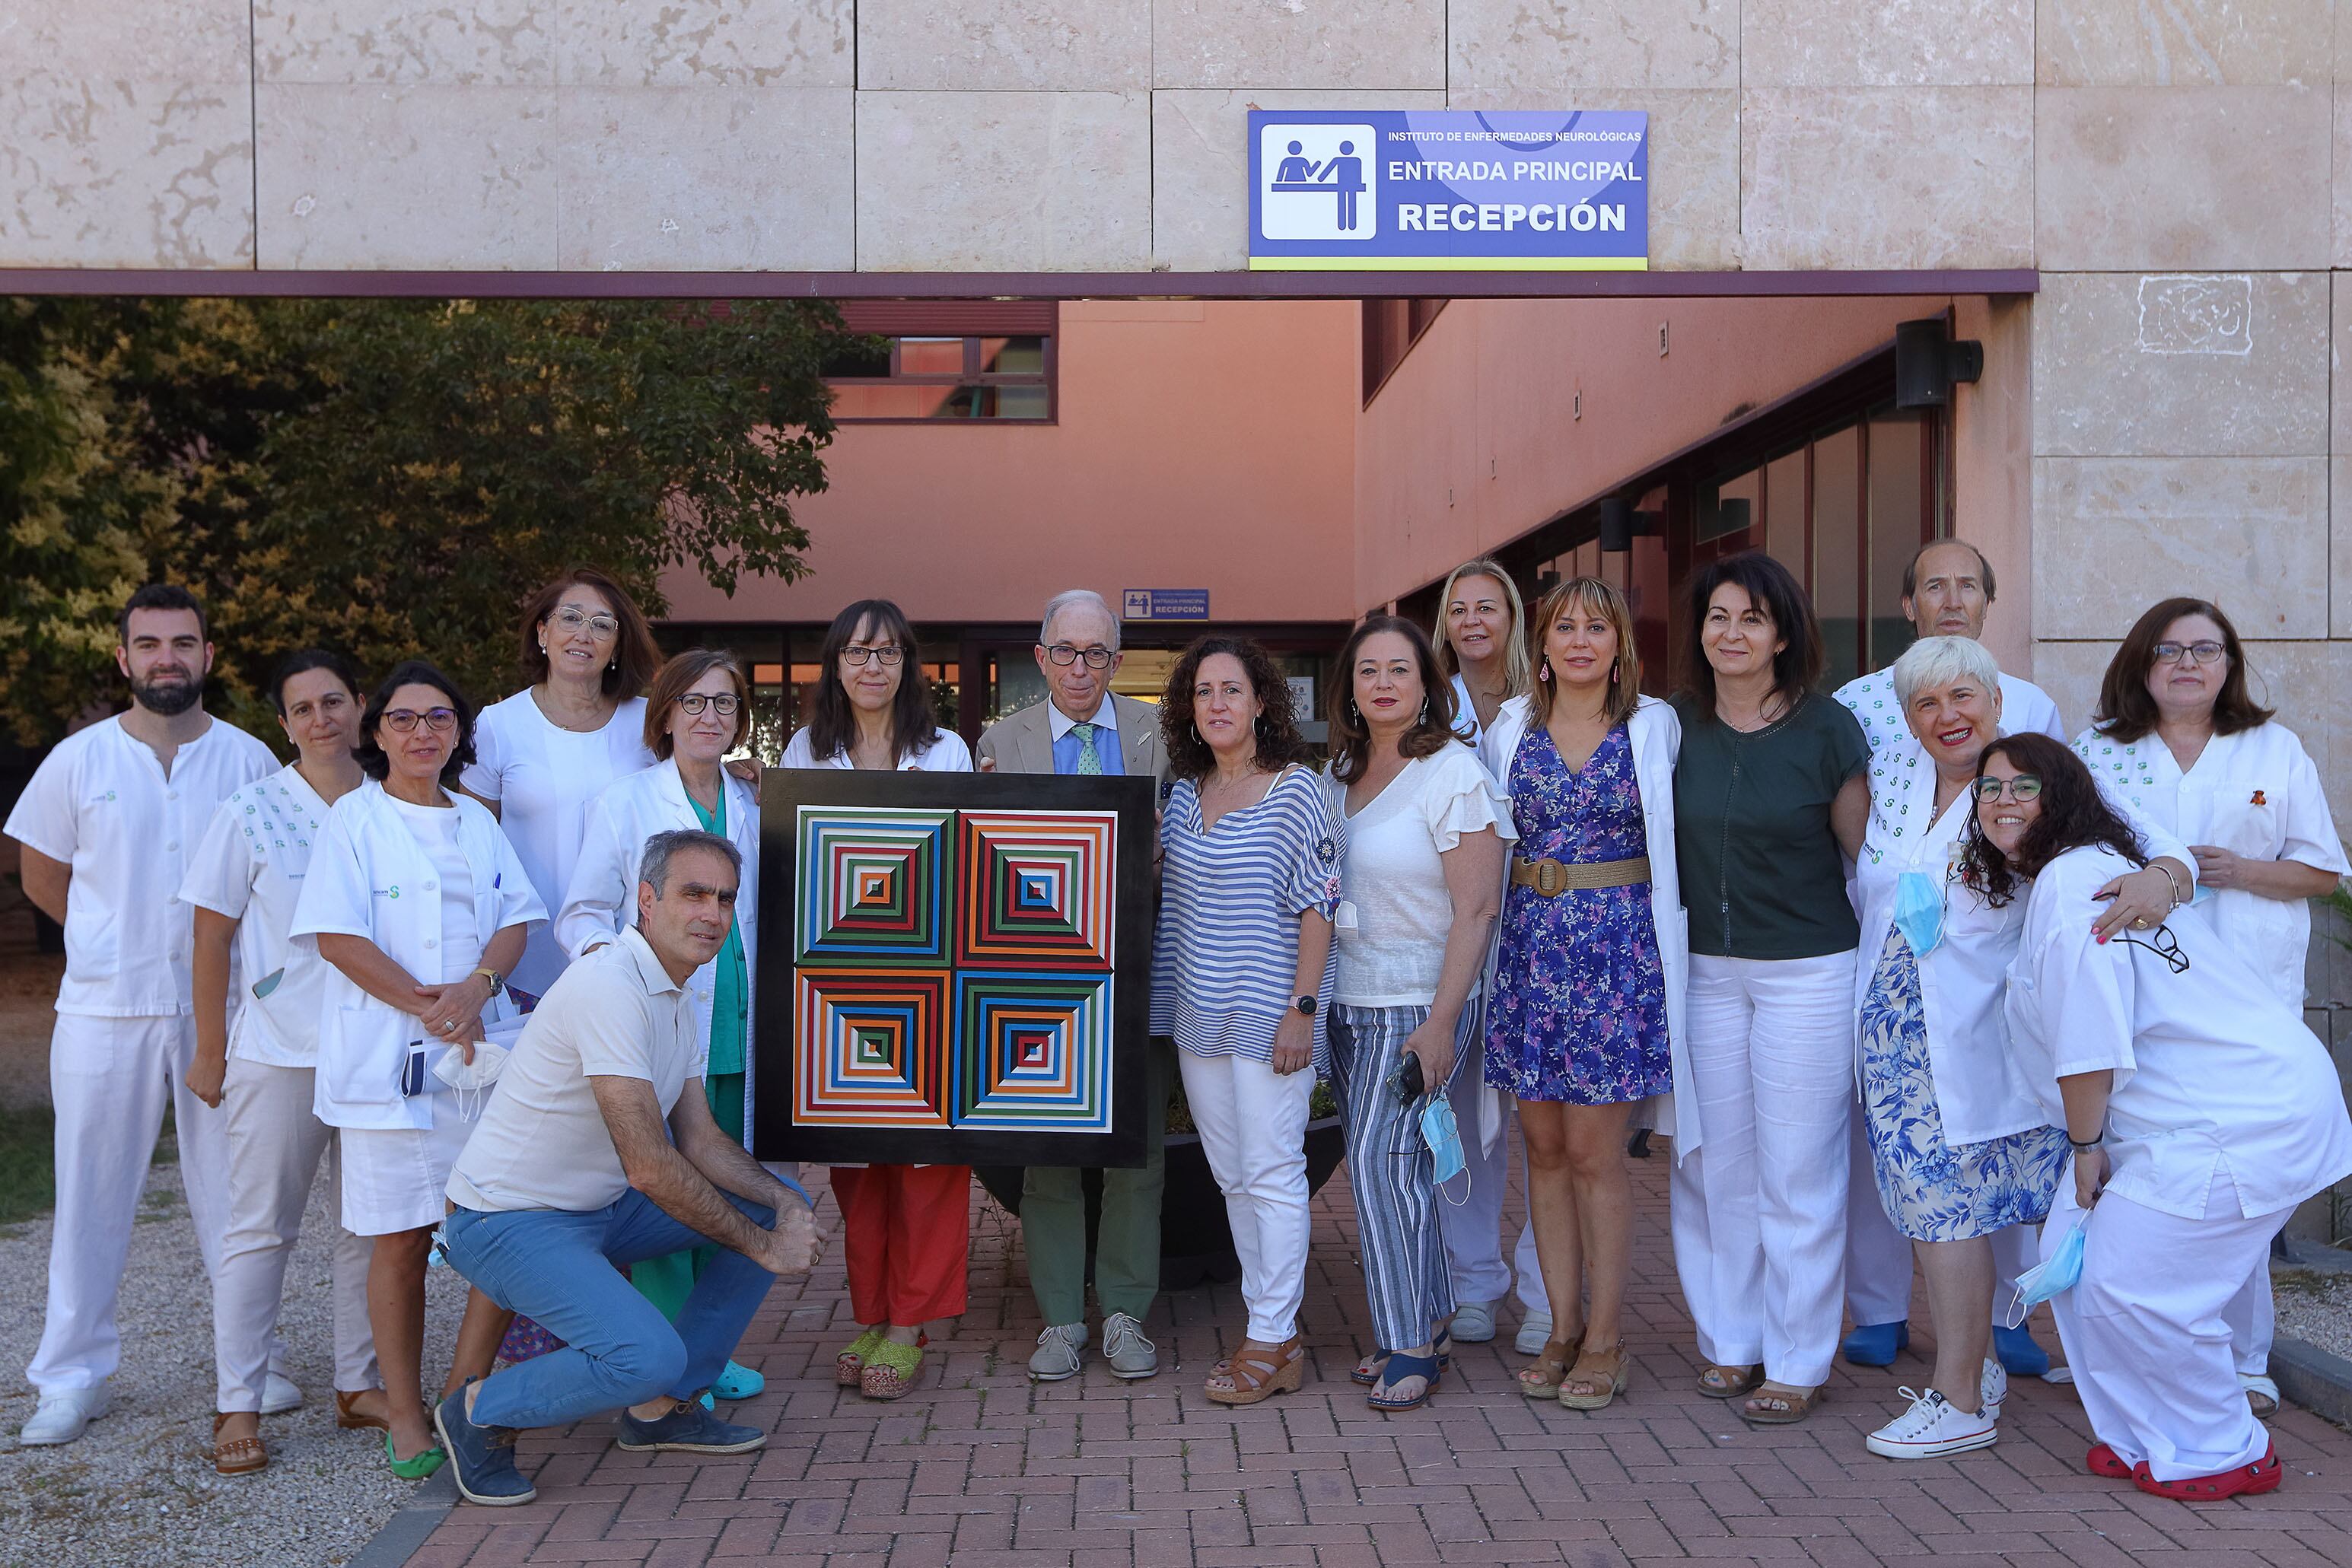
[859,0,1145,90]
[1152,0,1447,89]
[556,0,854,87]
[2033,271,2329,456]
[2038,0,2331,86]
[2037,85,2331,269]
[2335,454,2352,638]
[1742,87,2034,269]
[252,0,555,84]
[1743,0,2032,87]
[2032,456,2331,638]
[856,91,1151,270]
[0,76,256,268]
[1447,0,1737,91]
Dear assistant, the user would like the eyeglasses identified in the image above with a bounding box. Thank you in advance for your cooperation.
[2114,922,2191,975]
[549,606,620,639]
[383,707,457,735]
[2152,640,2226,666]
[1972,774,2042,803]
[1044,644,1114,669]
[676,692,741,717]
[840,645,905,667]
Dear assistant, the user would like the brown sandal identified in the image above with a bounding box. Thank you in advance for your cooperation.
[1557,1338,1629,1411]
[213,1412,267,1476]
[1204,1338,1303,1405]
[1739,1381,1825,1425]
[1697,1363,1764,1400]
[335,1389,391,1432]
[1517,1338,1576,1398]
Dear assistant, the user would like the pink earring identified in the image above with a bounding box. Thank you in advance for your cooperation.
[1538,663,1551,682]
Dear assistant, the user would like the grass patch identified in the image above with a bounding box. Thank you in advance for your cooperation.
[0,1104,178,1232]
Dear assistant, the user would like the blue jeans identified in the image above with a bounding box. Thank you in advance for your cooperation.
[444,1187,793,1430]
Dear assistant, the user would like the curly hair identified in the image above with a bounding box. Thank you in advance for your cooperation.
[1160,635,1315,783]
[1326,616,1468,783]
[1958,733,2145,907]
[2089,596,2274,743]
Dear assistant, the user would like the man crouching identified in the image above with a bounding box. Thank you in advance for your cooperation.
[434,828,816,1506]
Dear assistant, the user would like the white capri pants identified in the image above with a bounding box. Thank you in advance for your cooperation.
[215,1058,380,1411]
[1668,950,1855,1388]
[2046,1170,2283,1482]
[1179,1048,1315,1344]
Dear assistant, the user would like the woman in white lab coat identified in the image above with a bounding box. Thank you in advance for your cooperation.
[1975,733,2352,1500]
[781,600,972,1400]
[558,647,763,1397]
[293,661,544,1478]
[1848,640,2191,1461]
[2072,596,2348,1412]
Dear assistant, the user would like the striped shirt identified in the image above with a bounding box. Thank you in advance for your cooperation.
[1150,767,1345,1071]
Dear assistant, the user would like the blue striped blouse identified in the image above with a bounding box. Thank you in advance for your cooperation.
[1150,766,1346,1072]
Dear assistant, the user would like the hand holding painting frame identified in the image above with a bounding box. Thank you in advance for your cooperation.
[753,769,1155,1167]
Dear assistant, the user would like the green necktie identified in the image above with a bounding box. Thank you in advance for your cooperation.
[1074,723,1103,775]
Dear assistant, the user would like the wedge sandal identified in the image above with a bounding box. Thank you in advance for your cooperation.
[859,1334,928,1401]
[1366,1350,1442,1412]
[835,1326,886,1387]
[1204,1337,1303,1405]
[1557,1339,1629,1412]
[1697,1363,1764,1400]
[1739,1381,1825,1425]
[1517,1338,1577,1399]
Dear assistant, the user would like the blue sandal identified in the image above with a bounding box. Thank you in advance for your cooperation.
[1367,1351,1443,1411]
[1351,1328,1453,1387]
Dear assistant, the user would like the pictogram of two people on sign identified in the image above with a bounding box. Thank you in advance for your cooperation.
[1271,140,1367,230]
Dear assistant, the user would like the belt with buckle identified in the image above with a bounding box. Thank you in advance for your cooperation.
[1510,854,1651,896]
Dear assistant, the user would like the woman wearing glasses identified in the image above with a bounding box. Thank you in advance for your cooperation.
[2070,597,2347,1417]
[781,600,972,1398]
[1976,735,2352,1500]
[461,569,664,1010]
[294,661,544,1478]
[558,650,765,1397]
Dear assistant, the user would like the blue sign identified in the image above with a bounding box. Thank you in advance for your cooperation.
[1248,110,1647,272]
[1122,589,1209,622]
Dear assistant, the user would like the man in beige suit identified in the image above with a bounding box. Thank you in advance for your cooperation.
[977,590,1172,1382]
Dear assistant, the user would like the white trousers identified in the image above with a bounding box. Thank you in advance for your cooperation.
[214,1059,379,1411]
[2222,1263,2274,1377]
[2046,1172,2282,1482]
[1843,1103,2042,1328]
[1437,1071,1517,1308]
[1179,1050,1313,1344]
[30,1013,234,1395]
[1668,951,1855,1388]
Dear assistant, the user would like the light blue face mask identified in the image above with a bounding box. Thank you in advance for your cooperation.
[1893,868,1947,959]
[2003,1214,2088,1329]
[1420,1093,1469,1202]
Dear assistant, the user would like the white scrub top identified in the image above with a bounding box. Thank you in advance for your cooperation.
[2072,721,2349,1010]
[292,781,546,1131]
[5,714,277,1017]
[177,763,338,1066]
[780,725,974,772]
[2004,844,2352,1222]
[460,689,654,999]
[1835,665,2066,846]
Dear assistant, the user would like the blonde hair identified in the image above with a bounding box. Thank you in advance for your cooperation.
[1431,558,1532,701]
[1529,576,1641,727]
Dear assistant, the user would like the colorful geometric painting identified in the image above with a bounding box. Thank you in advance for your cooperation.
[757,771,1153,1166]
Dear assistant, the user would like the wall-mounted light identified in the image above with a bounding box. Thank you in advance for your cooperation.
[1711,497,1751,536]
[1596,496,1663,553]
[1894,316,1984,409]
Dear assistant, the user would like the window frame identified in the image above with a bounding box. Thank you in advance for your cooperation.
[824,302,1060,426]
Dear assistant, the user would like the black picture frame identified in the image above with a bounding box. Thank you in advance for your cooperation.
[754,768,1155,1167]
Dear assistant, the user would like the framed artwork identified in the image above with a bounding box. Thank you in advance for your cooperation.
[753,769,1156,1166]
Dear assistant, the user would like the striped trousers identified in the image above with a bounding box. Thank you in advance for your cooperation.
[1330,1003,1474,1351]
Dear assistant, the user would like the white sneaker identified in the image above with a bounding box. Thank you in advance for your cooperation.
[1864,1388,1998,1459]
[1027,1322,1086,1382]
[1980,1357,2007,1417]
[1513,1311,1554,1357]
[1102,1312,1159,1380]
[259,1370,304,1416]
[19,1387,111,1447]
[1450,1301,1498,1344]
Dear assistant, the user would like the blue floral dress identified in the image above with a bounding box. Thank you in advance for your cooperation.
[1860,928,2067,1241]
[1485,721,1671,1105]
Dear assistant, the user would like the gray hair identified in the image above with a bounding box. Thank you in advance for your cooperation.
[1892,635,2001,710]
[1039,589,1119,651]
[638,829,742,898]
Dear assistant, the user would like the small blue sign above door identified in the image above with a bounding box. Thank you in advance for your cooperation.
[1121,589,1210,622]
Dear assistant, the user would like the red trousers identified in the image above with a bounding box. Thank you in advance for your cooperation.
[829,1164,972,1326]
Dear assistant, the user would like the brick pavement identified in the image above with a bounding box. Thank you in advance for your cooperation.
[393,1147,2352,1568]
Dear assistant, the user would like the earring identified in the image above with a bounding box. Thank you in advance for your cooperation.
[1418,698,1431,724]
[1609,659,1620,685]
[1538,662,1551,682]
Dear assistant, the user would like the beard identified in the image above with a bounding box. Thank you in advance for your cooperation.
[131,671,202,716]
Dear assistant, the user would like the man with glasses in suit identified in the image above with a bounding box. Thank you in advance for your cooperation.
[978,590,1172,1381]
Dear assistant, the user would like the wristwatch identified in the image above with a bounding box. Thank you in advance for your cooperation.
[473,966,504,997]
[1294,994,1317,1017]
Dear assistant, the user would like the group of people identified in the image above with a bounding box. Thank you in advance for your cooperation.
[6,542,2347,1509]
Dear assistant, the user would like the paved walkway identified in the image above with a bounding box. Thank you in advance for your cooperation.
[393,1149,2352,1568]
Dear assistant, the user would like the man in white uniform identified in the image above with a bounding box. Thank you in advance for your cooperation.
[5,585,279,1445]
[1831,540,2064,1377]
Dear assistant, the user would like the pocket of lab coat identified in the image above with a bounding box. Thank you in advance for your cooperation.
[321,1003,410,1112]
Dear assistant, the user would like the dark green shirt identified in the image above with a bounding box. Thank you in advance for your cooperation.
[1671,691,1870,961]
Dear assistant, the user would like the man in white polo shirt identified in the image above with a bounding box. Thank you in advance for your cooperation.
[434,828,816,1508]
[5,584,278,1446]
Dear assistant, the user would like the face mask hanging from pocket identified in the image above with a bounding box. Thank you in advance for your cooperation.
[2003,1213,2089,1330]
[1420,1093,1469,1204]
[1892,868,1949,959]
[430,1036,513,1122]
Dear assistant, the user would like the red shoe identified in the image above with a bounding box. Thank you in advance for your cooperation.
[2085,1443,2134,1479]
[2134,1443,2282,1501]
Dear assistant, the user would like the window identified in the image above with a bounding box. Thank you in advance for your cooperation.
[825,302,1058,423]
[1362,297,1449,403]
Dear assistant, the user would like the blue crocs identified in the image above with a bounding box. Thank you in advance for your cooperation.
[616,1400,766,1455]
[711,1360,765,1401]
[434,1382,536,1508]
[1992,1322,2051,1378]
[1841,1321,1911,1367]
